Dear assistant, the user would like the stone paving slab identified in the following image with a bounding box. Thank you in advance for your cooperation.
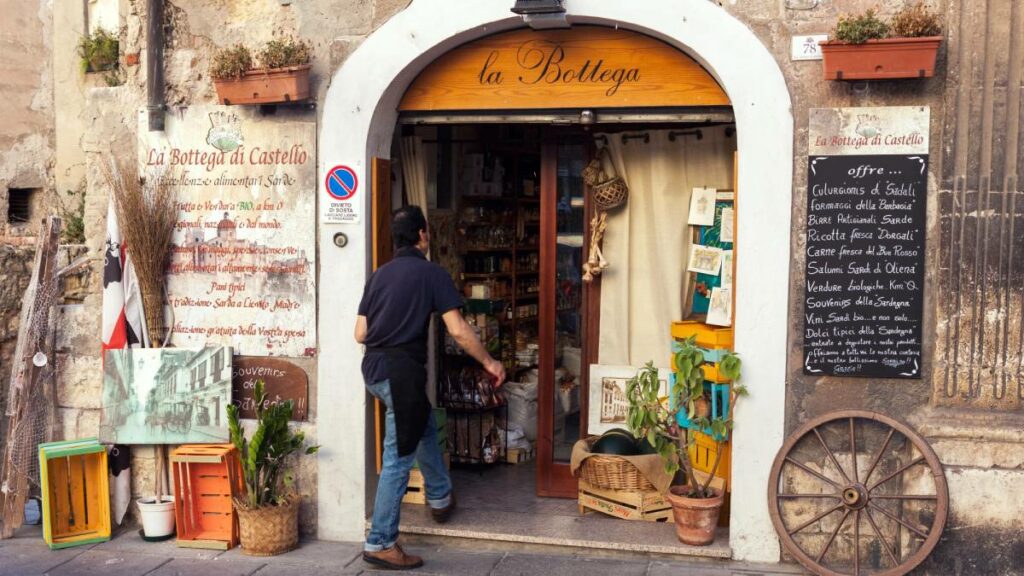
[360,545,505,576]
[0,544,91,576]
[216,539,363,567]
[44,550,171,576]
[490,553,651,576]
[92,531,222,560]
[146,557,268,576]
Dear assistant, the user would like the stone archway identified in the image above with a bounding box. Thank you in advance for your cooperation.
[317,0,793,562]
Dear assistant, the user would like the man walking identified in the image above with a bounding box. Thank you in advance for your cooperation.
[355,205,506,570]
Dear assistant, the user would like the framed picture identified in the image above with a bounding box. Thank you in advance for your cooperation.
[706,287,733,327]
[687,244,723,276]
[587,364,672,436]
[688,187,717,226]
[101,347,233,444]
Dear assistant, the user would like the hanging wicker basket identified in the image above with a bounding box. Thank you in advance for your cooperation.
[235,496,299,556]
[589,148,629,211]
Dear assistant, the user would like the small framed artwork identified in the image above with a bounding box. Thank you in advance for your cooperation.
[721,250,734,289]
[688,187,717,226]
[687,244,723,276]
[101,347,233,444]
[587,364,673,436]
[706,287,733,326]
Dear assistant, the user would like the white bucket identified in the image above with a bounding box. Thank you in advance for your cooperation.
[137,496,175,537]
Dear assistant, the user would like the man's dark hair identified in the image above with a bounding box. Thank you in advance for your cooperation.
[392,205,427,249]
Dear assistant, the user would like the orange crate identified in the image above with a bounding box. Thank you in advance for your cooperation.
[171,445,244,550]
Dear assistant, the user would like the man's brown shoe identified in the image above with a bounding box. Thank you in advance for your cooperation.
[431,492,456,524]
[362,544,423,570]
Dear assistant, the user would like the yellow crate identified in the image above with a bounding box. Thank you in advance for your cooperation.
[688,430,731,492]
[577,480,672,522]
[403,453,451,505]
[39,439,111,550]
[671,321,733,349]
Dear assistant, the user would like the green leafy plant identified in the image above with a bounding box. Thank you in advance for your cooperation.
[77,28,119,73]
[890,3,942,38]
[55,189,85,244]
[256,37,312,70]
[626,336,745,499]
[834,9,890,44]
[227,380,319,509]
[210,44,254,80]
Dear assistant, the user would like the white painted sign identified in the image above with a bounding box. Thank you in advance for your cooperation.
[322,163,363,224]
[791,35,828,61]
[138,106,318,357]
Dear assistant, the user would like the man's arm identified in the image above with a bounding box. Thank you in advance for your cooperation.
[354,315,367,344]
[441,309,506,386]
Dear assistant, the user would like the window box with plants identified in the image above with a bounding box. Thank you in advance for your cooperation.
[211,38,312,105]
[627,338,744,546]
[227,380,318,556]
[820,4,943,81]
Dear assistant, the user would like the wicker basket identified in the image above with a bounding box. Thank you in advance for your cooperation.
[235,497,299,556]
[589,148,629,211]
[577,437,656,492]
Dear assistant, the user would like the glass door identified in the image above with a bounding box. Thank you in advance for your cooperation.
[536,138,591,497]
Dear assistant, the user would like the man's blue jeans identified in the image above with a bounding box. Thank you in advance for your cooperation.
[365,379,452,552]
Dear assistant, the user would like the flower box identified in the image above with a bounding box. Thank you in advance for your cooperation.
[820,36,942,80]
[213,64,310,105]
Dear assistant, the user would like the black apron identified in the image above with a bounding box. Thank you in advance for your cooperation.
[367,342,431,457]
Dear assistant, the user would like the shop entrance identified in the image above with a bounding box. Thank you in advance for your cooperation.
[317,1,794,561]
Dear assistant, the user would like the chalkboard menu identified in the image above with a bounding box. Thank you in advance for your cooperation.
[803,154,927,378]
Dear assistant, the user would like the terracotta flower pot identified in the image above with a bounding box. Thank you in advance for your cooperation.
[235,497,299,556]
[665,486,724,546]
[214,64,311,105]
[820,37,942,81]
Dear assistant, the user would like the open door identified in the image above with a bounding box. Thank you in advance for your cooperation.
[372,157,392,473]
[536,138,595,497]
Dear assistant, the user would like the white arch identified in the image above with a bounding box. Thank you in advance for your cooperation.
[317,0,793,562]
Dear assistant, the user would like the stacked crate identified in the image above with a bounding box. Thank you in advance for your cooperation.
[171,444,244,550]
[403,407,448,505]
[38,438,111,549]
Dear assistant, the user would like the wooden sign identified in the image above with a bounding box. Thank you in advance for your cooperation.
[803,107,929,379]
[231,357,309,420]
[399,26,729,112]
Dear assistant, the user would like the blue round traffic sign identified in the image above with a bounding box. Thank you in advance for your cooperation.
[325,165,359,200]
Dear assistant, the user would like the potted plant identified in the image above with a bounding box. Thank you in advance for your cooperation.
[626,337,744,546]
[820,4,943,81]
[211,38,312,105]
[227,380,318,556]
[77,28,123,86]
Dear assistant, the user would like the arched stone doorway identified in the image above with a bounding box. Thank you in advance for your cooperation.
[317,1,793,562]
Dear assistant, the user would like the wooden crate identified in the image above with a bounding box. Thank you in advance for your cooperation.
[171,444,244,550]
[577,480,672,522]
[403,453,450,505]
[38,438,111,549]
[688,431,731,492]
[506,446,535,465]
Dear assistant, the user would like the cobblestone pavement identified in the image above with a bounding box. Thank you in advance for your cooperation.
[0,525,807,576]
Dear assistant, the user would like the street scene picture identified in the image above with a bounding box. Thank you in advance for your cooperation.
[101,347,232,444]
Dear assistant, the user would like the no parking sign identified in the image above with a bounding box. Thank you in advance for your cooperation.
[323,164,361,223]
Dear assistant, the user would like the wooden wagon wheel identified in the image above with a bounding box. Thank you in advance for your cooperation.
[768,410,948,576]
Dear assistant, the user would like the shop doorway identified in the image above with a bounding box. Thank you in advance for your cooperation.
[318,1,794,561]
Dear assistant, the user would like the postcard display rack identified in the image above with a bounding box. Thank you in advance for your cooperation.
[38,438,111,549]
[171,444,245,550]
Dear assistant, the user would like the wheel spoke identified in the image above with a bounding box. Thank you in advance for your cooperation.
[869,502,929,539]
[814,427,852,484]
[849,418,858,483]
[865,507,900,567]
[862,428,895,485]
[787,502,845,535]
[868,456,926,492]
[784,457,842,489]
[815,508,850,564]
[871,494,938,501]
[777,493,842,499]
[853,509,860,576]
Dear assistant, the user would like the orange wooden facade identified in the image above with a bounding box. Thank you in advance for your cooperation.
[399,26,729,112]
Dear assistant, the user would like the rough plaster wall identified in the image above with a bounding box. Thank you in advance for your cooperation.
[0,0,56,239]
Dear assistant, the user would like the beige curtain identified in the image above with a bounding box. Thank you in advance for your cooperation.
[400,135,429,218]
[597,127,735,367]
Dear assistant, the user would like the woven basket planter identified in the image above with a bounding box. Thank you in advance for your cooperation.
[235,497,299,556]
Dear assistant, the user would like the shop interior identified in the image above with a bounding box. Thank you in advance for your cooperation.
[380,121,738,550]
